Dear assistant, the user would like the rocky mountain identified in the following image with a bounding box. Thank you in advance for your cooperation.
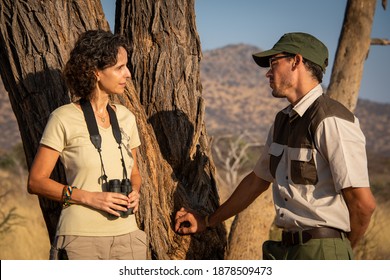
[200,44,390,155]
[0,44,389,156]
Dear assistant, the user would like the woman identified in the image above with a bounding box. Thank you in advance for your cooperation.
[28,30,146,260]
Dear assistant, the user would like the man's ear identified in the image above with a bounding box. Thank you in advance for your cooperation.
[293,54,303,68]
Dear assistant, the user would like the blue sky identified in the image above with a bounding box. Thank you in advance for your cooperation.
[101,0,390,104]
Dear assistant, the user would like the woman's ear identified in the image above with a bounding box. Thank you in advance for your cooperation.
[95,70,100,81]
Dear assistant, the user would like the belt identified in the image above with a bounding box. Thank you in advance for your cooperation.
[282,227,345,246]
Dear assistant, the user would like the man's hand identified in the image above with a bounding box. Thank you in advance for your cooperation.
[174,207,207,234]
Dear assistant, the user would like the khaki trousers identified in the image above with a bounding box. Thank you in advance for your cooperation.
[51,230,147,260]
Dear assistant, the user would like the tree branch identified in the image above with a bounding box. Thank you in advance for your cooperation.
[371,38,390,45]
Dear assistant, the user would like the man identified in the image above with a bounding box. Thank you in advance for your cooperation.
[175,32,376,260]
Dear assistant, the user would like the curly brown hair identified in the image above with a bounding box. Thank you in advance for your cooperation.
[63,29,130,100]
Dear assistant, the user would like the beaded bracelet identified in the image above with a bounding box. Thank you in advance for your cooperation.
[62,185,77,208]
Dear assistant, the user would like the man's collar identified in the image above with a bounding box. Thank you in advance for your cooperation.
[283,84,323,117]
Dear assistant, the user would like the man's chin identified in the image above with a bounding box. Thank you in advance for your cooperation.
[271,91,285,99]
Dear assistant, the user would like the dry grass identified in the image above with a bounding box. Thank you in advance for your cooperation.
[0,170,50,260]
[353,199,390,259]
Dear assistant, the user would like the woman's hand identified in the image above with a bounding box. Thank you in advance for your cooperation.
[85,191,130,217]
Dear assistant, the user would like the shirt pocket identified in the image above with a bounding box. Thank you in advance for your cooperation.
[289,148,318,185]
[269,142,284,178]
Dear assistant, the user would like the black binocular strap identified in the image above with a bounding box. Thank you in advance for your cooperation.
[80,99,128,184]
[80,99,102,150]
[106,104,128,180]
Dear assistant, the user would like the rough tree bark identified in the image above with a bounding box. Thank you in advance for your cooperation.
[327,0,377,112]
[0,0,226,259]
[0,0,109,244]
[114,0,226,259]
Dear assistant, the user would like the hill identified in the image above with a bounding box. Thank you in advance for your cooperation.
[0,44,389,154]
[200,44,390,155]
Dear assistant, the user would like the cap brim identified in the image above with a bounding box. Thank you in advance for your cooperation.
[252,49,280,67]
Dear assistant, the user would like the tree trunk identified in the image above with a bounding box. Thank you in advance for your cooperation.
[327,0,376,112]
[225,188,274,260]
[115,0,226,259]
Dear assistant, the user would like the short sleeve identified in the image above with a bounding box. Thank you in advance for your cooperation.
[315,116,370,191]
[40,113,66,152]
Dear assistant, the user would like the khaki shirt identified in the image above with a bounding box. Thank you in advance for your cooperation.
[41,103,141,236]
[254,85,370,232]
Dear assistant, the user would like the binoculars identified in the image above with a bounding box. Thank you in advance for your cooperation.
[108,179,133,217]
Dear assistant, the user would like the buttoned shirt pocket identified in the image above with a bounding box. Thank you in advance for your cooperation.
[289,148,318,185]
[269,142,284,178]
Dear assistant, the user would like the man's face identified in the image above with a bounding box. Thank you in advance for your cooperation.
[266,54,295,99]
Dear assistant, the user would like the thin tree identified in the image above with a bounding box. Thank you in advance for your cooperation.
[327,0,388,112]
[213,131,262,190]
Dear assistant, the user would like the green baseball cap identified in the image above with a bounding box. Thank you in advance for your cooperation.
[252,32,329,72]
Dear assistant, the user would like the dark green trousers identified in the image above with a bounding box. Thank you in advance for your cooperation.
[262,236,353,260]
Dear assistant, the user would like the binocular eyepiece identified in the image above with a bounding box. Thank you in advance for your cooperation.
[108,179,133,218]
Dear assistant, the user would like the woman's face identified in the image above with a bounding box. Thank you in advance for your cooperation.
[96,46,131,95]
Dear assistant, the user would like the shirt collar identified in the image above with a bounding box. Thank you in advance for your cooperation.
[283,84,323,117]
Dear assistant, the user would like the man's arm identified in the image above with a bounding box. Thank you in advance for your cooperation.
[175,171,271,234]
[342,186,376,248]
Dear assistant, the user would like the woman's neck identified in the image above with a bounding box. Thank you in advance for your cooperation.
[90,91,109,114]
